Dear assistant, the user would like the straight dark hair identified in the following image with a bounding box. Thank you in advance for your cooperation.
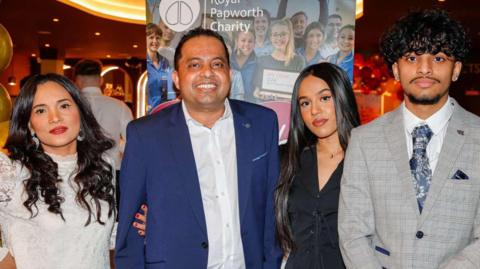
[4,73,115,225]
[275,63,360,252]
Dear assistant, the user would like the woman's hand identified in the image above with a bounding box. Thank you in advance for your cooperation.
[133,204,148,236]
[0,252,16,269]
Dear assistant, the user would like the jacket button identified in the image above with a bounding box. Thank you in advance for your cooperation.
[201,242,208,249]
[416,231,424,239]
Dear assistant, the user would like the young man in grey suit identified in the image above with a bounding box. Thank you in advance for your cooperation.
[338,9,480,269]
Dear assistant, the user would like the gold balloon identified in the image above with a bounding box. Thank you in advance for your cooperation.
[0,24,13,73]
[0,120,8,150]
[0,83,12,122]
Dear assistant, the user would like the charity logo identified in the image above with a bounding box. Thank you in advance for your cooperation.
[159,0,200,32]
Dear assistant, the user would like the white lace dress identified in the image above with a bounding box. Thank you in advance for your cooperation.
[0,152,116,269]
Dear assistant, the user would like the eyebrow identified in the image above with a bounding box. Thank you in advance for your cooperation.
[32,98,72,109]
[298,88,331,99]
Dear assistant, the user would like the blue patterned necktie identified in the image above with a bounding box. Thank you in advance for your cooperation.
[409,124,433,213]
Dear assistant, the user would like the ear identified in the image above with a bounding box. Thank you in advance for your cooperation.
[451,61,462,82]
[392,62,400,81]
[172,70,180,90]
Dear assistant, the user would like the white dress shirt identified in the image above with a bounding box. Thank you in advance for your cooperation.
[403,97,455,173]
[81,87,133,170]
[182,100,246,269]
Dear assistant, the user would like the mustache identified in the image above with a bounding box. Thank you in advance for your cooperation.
[409,76,440,84]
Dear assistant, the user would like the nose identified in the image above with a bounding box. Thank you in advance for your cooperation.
[310,99,323,115]
[417,56,432,76]
[200,64,213,78]
[48,108,62,124]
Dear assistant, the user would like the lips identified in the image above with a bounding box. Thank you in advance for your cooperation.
[412,78,438,88]
[312,118,328,127]
[195,82,217,91]
[49,126,68,135]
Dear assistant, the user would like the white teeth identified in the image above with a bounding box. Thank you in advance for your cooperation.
[197,84,215,89]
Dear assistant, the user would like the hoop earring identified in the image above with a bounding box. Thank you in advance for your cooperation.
[77,129,85,141]
[31,131,40,149]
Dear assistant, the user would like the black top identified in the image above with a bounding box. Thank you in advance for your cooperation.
[285,147,345,269]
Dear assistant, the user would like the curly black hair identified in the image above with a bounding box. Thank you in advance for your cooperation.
[380,8,470,69]
[4,73,115,226]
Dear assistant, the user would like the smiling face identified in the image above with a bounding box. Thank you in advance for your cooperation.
[147,32,161,53]
[306,28,324,50]
[298,75,338,140]
[172,36,231,114]
[291,13,307,38]
[236,31,255,56]
[326,17,342,40]
[392,52,462,107]
[159,20,175,42]
[29,81,81,156]
[337,27,354,53]
[254,15,269,36]
[270,24,290,52]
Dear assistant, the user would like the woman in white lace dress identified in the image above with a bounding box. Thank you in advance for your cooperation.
[0,74,117,269]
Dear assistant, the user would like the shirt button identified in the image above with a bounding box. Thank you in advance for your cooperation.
[416,231,424,239]
[226,224,230,228]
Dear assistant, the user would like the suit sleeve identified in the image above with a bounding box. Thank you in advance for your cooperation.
[263,113,283,269]
[338,128,382,269]
[115,123,147,269]
[439,198,480,269]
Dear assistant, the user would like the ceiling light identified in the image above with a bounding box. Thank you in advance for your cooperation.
[63,64,72,70]
[7,76,16,86]
[94,32,101,36]
[106,54,111,58]
[53,18,60,22]
[356,0,363,19]
[31,53,37,57]
[45,43,51,47]
[132,44,138,48]
[58,0,146,25]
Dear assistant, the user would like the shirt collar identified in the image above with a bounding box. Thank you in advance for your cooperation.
[182,99,232,127]
[81,86,103,95]
[403,96,455,135]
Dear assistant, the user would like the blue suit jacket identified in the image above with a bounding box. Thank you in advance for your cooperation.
[115,99,282,269]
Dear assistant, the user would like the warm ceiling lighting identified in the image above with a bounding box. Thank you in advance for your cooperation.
[44,43,51,47]
[94,32,101,36]
[7,76,16,86]
[132,44,138,48]
[58,0,146,25]
[438,0,446,1]
[63,64,72,70]
[101,66,119,76]
[356,0,364,19]
[31,53,37,57]
[52,18,60,22]
[106,54,112,58]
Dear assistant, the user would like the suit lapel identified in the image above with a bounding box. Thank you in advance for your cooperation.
[419,101,466,225]
[384,107,420,217]
[231,101,254,225]
[166,104,207,235]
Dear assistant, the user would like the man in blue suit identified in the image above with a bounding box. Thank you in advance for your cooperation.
[115,28,282,269]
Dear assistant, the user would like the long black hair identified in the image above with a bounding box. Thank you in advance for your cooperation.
[275,63,360,252]
[4,73,115,225]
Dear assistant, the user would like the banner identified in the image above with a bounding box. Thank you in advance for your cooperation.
[146,0,356,142]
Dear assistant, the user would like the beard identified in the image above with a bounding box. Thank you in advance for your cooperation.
[405,89,448,105]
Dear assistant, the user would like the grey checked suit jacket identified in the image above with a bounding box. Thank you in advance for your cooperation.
[338,99,480,269]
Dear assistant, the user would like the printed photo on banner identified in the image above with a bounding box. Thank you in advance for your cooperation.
[146,0,356,142]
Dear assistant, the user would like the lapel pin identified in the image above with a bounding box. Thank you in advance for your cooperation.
[457,130,464,136]
[243,123,251,128]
